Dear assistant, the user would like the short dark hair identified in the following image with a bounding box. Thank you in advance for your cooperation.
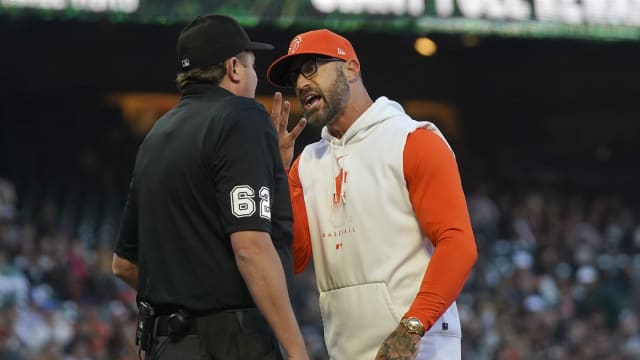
[176,51,252,90]
[176,62,226,89]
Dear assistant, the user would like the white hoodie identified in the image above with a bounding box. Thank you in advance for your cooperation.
[295,97,461,359]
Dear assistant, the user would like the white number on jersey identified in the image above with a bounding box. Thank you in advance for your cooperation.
[230,185,271,220]
[258,186,271,220]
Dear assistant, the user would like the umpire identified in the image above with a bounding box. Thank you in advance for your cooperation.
[112,14,309,360]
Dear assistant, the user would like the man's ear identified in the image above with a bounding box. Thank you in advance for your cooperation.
[344,59,361,82]
[226,57,241,83]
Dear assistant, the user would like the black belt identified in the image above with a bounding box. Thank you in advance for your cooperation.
[153,306,259,337]
[155,315,199,336]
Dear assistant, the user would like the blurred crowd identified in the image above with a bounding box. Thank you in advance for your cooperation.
[1,172,639,359]
[460,183,640,359]
[0,177,138,360]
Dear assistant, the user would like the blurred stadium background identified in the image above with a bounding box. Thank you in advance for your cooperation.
[1,1,640,359]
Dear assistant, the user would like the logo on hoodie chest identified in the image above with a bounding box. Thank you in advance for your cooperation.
[325,166,356,250]
[321,227,356,250]
[333,168,347,206]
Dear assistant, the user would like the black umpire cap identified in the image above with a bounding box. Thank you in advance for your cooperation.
[177,14,274,71]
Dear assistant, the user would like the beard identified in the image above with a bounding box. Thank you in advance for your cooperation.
[302,70,350,128]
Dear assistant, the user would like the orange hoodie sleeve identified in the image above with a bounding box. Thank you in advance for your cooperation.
[288,156,313,274]
[402,128,477,331]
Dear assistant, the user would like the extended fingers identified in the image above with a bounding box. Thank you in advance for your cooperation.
[271,92,283,129]
[288,118,307,141]
[281,100,291,129]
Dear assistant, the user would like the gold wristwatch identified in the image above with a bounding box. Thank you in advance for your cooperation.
[401,317,425,336]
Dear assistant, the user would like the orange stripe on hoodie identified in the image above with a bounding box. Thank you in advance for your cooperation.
[402,128,477,331]
[289,156,312,274]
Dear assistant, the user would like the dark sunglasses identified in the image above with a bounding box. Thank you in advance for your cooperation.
[286,57,344,87]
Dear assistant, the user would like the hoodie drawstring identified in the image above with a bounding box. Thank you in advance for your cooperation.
[339,138,347,205]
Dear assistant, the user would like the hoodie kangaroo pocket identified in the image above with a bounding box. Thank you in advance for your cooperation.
[319,282,401,360]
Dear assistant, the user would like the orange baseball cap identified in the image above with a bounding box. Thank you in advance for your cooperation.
[267,29,359,87]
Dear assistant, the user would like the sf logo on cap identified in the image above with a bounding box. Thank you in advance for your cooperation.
[288,36,302,54]
[181,58,191,68]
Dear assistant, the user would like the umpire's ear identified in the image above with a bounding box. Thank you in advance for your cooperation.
[226,57,242,83]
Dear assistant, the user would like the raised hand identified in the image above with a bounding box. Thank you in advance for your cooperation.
[374,323,420,360]
[271,91,306,169]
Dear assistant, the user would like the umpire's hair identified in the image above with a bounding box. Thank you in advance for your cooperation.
[176,51,251,90]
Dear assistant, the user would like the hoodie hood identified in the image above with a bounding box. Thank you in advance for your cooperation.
[320,96,408,146]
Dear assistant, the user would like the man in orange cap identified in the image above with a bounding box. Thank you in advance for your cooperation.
[268,29,478,359]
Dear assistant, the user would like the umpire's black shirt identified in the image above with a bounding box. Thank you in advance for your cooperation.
[114,83,293,312]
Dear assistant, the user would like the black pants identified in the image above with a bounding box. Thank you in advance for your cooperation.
[147,309,284,360]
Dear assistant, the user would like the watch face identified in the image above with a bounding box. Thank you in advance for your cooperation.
[403,317,425,335]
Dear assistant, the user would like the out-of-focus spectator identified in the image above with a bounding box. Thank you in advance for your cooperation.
[0,179,17,223]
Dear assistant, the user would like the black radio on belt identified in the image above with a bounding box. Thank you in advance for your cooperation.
[136,301,156,352]
[168,309,190,341]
